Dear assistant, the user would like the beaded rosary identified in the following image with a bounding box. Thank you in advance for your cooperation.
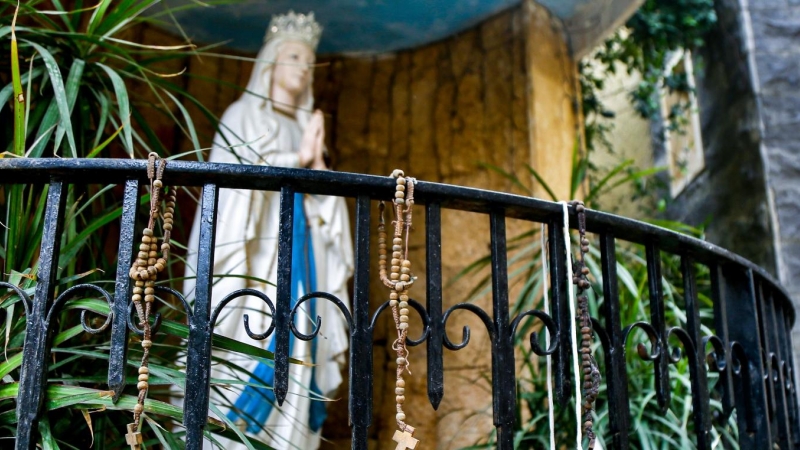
[378,170,420,450]
[569,200,600,450]
[125,153,176,450]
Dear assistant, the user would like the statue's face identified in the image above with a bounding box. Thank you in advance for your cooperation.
[271,41,315,99]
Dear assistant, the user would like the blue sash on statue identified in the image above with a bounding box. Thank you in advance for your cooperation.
[227,193,328,434]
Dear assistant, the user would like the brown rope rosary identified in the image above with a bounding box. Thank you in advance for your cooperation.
[570,200,600,450]
[125,153,176,450]
[378,170,420,450]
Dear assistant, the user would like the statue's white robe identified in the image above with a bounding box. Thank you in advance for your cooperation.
[183,101,353,450]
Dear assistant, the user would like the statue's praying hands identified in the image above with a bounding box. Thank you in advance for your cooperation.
[300,109,327,169]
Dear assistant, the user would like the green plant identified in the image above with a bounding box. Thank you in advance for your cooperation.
[0,1,294,448]
[460,146,738,448]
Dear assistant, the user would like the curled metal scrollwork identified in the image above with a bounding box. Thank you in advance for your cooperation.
[0,281,33,317]
[442,303,494,351]
[665,327,696,364]
[369,298,430,345]
[702,335,727,372]
[622,321,661,361]
[47,283,114,334]
[127,299,163,337]
[290,291,353,341]
[209,288,277,340]
[509,309,558,356]
[154,285,193,318]
[729,341,747,377]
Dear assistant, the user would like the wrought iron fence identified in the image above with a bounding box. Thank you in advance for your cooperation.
[0,158,797,449]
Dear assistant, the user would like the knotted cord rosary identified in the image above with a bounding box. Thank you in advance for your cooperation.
[569,200,600,450]
[379,170,420,450]
[125,153,176,450]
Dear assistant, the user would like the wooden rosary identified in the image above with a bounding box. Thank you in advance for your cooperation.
[378,170,420,450]
[125,153,176,450]
[570,200,600,450]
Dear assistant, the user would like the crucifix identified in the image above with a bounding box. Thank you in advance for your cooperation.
[392,425,419,450]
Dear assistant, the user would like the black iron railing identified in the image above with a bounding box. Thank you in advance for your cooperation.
[0,158,797,449]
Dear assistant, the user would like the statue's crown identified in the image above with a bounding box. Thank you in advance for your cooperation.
[265,11,322,50]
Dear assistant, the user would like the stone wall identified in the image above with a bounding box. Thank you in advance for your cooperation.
[742,0,800,357]
[131,2,580,448]
[662,0,776,274]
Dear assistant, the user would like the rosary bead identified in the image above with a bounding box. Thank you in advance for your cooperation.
[139,243,150,252]
[396,184,406,192]
[390,273,400,280]
[583,367,592,374]
[139,367,149,375]
[132,294,142,302]
[583,382,593,390]
[400,316,409,323]
[576,204,585,213]
[400,308,409,316]
[161,243,170,252]
[141,235,152,244]
[137,381,149,390]
[145,287,155,295]
[391,265,400,273]
[138,374,149,382]
[392,251,402,259]
[399,301,408,309]
[145,295,155,303]
[154,262,165,272]
[395,387,405,395]
[163,223,173,231]
[581,266,590,275]
[400,267,411,274]
[148,258,157,266]
[400,294,409,301]
[390,300,398,307]
[581,353,590,361]
[581,326,591,334]
[396,395,405,404]
[153,179,163,189]
[396,357,406,366]
[133,404,144,414]
[395,199,405,205]
[163,212,173,220]
[397,176,406,185]
[395,282,405,291]
[143,228,153,237]
[138,251,148,260]
[147,266,157,277]
[135,281,145,287]
[141,340,153,349]
[390,292,399,299]
[396,379,406,388]
[581,347,590,354]
[379,254,387,260]
[399,322,409,330]
[402,260,411,268]
[392,245,402,252]
[400,274,410,281]
[157,258,166,267]
[393,238,403,245]
[138,270,149,281]
[580,238,589,246]
[396,413,406,422]
[581,245,590,253]
[392,258,401,266]
[395,191,405,199]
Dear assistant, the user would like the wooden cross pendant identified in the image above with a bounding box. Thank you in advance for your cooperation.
[125,423,143,450]
[392,425,419,450]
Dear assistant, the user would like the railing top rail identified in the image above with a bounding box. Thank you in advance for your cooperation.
[1,157,793,322]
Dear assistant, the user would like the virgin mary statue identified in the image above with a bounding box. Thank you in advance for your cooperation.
[183,11,353,450]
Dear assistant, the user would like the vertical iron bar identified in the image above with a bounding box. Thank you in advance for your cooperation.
[109,179,138,401]
[490,211,514,449]
[599,233,630,449]
[721,266,772,449]
[645,243,670,411]
[425,202,444,410]
[350,195,372,450]
[681,256,711,449]
[273,187,294,405]
[548,220,571,407]
[710,264,735,419]
[764,288,791,448]
[779,303,800,446]
[183,183,219,450]
[754,281,777,423]
[15,180,67,450]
